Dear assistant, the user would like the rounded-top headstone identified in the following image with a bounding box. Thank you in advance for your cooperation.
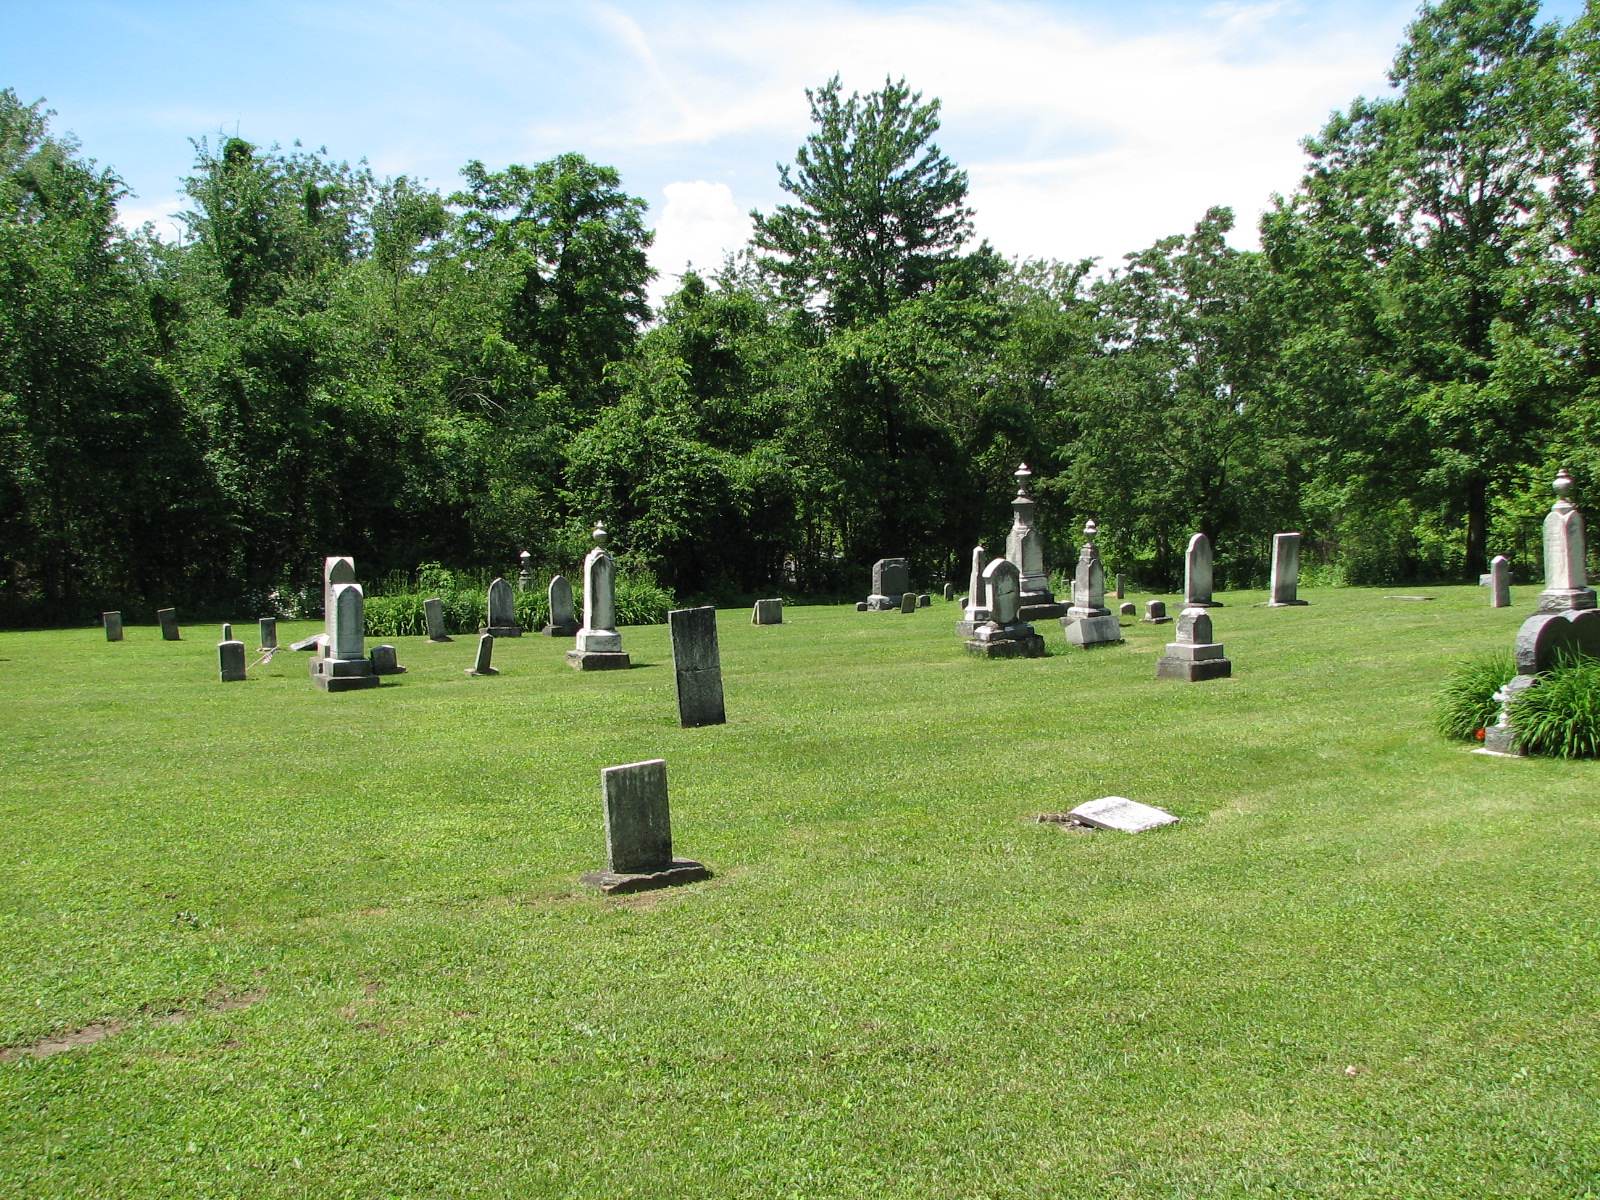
[1176,607,1214,645]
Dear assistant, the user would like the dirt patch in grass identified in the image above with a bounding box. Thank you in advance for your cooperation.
[0,987,267,1062]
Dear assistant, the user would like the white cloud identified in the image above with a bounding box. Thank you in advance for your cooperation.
[647,180,754,306]
[115,194,191,242]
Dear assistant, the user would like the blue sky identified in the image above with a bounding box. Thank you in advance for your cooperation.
[4,0,1586,301]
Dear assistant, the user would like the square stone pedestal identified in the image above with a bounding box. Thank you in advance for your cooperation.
[1155,654,1232,681]
[1062,613,1123,647]
[311,657,381,692]
[581,858,710,895]
[568,650,631,671]
[965,634,1046,658]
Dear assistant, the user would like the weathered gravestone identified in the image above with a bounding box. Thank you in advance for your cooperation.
[918,594,931,607]
[1155,606,1232,682]
[965,558,1047,658]
[670,606,726,728]
[752,598,783,625]
[102,612,123,642]
[1069,796,1179,833]
[956,546,991,637]
[1489,555,1511,609]
[258,617,278,650]
[465,633,498,677]
[218,637,247,683]
[900,591,917,614]
[1061,521,1122,647]
[943,583,955,601]
[1538,469,1596,613]
[1267,533,1308,606]
[1007,463,1064,621]
[542,575,579,637]
[1115,573,1125,600]
[221,623,233,642]
[157,608,181,641]
[323,556,356,617]
[580,759,710,894]
[311,582,380,692]
[1185,532,1220,607]
[370,644,406,675]
[1141,599,1171,624]
[865,558,910,611]
[1119,602,1136,617]
[568,526,631,671]
[424,597,452,642]
[484,577,522,638]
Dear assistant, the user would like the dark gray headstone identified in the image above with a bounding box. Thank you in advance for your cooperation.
[485,577,521,637]
[943,583,954,601]
[370,644,406,675]
[669,606,725,728]
[872,558,909,598]
[218,639,247,683]
[602,759,673,874]
[918,594,931,607]
[258,617,277,650]
[221,623,233,642]
[157,608,180,641]
[465,632,498,676]
[900,591,916,614]
[424,597,451,642]
[102,612,123,642]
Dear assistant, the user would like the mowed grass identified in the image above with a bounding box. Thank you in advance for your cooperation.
[1,587,1598,1198]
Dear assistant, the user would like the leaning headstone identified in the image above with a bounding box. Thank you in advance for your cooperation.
[1006,464,1064,620]
[423,597,452,642]
[157,608,181,641]
[1267,533,1308,606]
[465,633,498,677]
[310,582,380,692]
[580,759,710,894]
[1141,600,1171,624]
[1061,521,1122,647]
[752,598,783,625]
[900,591,917,614]
[1489,555,1511,609]
[1069,796,1179,833]
[865,558,910,611]
[669,607,725,728]
[370,644,406,675]
[484,577,522,638]
[568,525,631,671]
[258,617,278,650]
[542,575,579,637]
[218,637,247,683]
[965,558,1046,658]
[1155,606,1232,682]
[1538,469,1596,613]
[956,545,991,637]
[943,583,955,602]
[289,633,325,652]
[1184,532,1220,607]
[102,612,123,642]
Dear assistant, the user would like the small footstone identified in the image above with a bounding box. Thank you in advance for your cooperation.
[1119,601,1136,617]
[1069,796,1178,833]
[1140,600,1171,624]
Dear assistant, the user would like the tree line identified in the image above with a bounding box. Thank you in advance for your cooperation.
[4,0,1598,625]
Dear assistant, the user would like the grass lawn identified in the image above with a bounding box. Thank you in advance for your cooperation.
[2,586,1598,1198]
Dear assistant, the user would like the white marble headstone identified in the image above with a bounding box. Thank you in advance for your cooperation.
[1069,796,1179,833]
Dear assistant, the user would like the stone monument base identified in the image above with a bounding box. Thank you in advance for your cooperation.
[540,622,578,637]
[1018,602,1066,622]
[1265,598,1309,607]
[568,650,632,671]
[1140,614,1173,624]
[965,634,1046,659]
[311,657,381,692]
[1537,587,1597,613]
[464,664,499,677]
[1061,613,1123,647]
[1155,655,1232,681]
[864,594,902,611]
[482,624,523,638]
[581,858,710,895]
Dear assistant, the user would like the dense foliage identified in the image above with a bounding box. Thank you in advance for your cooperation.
[5,0,1600,624]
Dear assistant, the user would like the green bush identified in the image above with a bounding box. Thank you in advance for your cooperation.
[1509,654,1600,759]
[363,574,675,638]
[1435,650,1515,741]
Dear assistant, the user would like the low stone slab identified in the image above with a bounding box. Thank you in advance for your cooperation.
[965,633,1046,658]
[568,650,631,671]
[581,859,711,895]
[290,634,325,652]
[1061,613,1123,647]
[1156,655,1232,681]
[1069,796,1179,833]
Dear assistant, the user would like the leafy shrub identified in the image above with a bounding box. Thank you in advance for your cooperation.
[1436,650,1515,741]
[363,574,674,638]
[1509,654,1600,759]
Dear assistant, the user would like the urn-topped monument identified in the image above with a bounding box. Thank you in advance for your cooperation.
[1538,468,1596,613]
[568,524,631,671]
[1006,463,1065,622]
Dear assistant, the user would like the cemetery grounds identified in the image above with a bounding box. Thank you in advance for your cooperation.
[1,587,1597,1198]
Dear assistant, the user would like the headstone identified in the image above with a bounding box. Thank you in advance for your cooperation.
[965,558,1046,658]
[258,617,277,650]
[956,546,991,637]
[669,607,726,728]
[1479,573,1493,587]
[102,612,123,642]
[943,583,954,601]
[1538,469,1597,613]
[568,525,631,671]
[465,632,498,676]
[370,644,406,675]
[918,594,931,607]
[1060,521,1122,647]
[1140,599,1171,624]
[1184,532,1220,606]
[1069,796,1179,833]
[1118,602,1135,617]
[865,558,910,610]
[218,638,247,683]
[855,601,868,612]
[542,575,579,637]
[424,597,452,642]
[752,598,783,625]
[221,623,233,642]
[484,577,522,638]
[323,557,356,619]
[1155,606,1232,681]
[580,759,709,894]
[1006,464,1065,621]
[157,608,181,641]
[310,581,380,692]
[900,591,916,614]
[1489,555,1511,609]
[1267,533,1308,606]
[518,550,533,592]
[1115,573,1125,600]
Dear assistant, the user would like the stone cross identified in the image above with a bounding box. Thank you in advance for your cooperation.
[157,608,181,641]
[424,597,452,642]
[485,577,521,637]
[568,525,630,670]
[258,617,278,650]
[1185,532,1218,607]
[670,606,726,727]
[1538,469,1597,613]
[543,575,578,637]
[752,598,783,625]
[580,759,709,894]
[1489,555,1511,609]
[102,612,123,642]
[218,637,247,683]
[465,632,498,676]
[1268,533,1308,606]
[1155,606,1232,681]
